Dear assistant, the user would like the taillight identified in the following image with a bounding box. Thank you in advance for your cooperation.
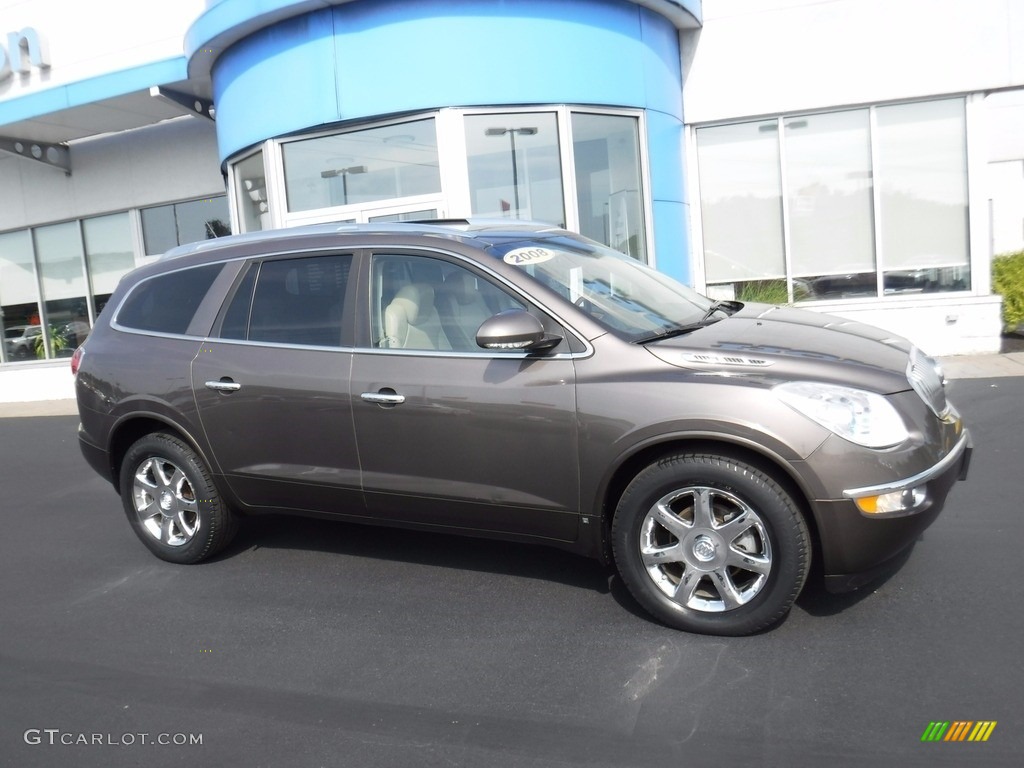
[71,345,84,376]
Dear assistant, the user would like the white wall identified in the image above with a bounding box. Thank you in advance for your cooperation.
[0,0,203,100]
[0,361,74,402]
[0,116,225,231]
[986,90,1024,256]
[990,159,1024,256]
[812,296,1004,358]
[684,0,1024,122]
[986,89,1024,161]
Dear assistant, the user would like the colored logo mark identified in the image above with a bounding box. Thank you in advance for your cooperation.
[921,721,997,742]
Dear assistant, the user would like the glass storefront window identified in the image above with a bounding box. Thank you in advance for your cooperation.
[877,99,970,294]
[571,113,646,260]
[141,197,230,256]
[0,230,41,363]
[466,113,565,226]
[1,195,234,366]
[33,222,89,359]
[697,97,971,302]
[697,120,786,297]
[83,212,134,324]
[785,111,876,299]
[229,107,651,260]
[282,118,441,213]
[234,150,268,232]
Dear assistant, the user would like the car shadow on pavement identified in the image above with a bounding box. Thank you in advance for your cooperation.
[207,512,920,627]
[213,513,614,594]
[794,545,914,617]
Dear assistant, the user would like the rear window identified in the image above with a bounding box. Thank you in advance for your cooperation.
[116,264,223,334]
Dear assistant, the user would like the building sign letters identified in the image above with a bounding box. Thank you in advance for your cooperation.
[0,28,50,81]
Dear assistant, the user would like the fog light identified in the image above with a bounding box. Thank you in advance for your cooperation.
[855,487,928,515]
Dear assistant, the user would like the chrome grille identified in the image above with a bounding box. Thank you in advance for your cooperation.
[907,346,948,418]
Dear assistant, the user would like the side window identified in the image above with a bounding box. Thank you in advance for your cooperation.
[222,254,351,347]
[371,254,524,351]
[219,265,257,340]
[117,264,223,334]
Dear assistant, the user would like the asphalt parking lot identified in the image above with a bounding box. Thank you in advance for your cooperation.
[1,377,1022,767]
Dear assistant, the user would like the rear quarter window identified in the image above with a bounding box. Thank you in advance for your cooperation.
[116,264,223,334]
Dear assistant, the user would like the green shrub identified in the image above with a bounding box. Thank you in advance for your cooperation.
[736,279,789,305]
[34,326,67,359]
[993,250,1024,333]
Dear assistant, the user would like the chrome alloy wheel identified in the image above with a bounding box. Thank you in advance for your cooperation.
[639,486,772,612]
[132,456,200,547]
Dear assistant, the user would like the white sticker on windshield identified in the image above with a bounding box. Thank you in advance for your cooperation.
[503,247,556,266]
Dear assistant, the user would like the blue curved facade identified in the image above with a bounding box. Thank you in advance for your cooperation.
[187,0,697,278]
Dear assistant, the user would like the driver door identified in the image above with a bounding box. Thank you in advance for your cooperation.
[350,250,581,542]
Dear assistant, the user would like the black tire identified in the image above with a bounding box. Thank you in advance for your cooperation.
[119,432,237,564]
[612,452,810,636]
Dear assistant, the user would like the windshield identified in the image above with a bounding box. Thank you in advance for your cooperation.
[488,234,724,341]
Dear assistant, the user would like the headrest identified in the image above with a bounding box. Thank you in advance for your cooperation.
[444,272,476,305]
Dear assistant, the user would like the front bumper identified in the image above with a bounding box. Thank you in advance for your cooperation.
[842,431,971,517]
[816,429,972,592]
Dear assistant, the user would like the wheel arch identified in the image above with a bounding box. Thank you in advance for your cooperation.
[108,413,217,495]
[597,435,822,567]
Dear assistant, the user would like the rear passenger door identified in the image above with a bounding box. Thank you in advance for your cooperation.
[192,252,365,517]
[351,250,581,542]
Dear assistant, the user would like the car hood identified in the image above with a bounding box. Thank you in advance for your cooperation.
[645,303,914,393]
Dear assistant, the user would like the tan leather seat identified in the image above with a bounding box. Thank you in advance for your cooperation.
[383,284,450,350]
[438,271,495,349]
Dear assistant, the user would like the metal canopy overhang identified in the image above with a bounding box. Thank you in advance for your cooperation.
[0,57,210,150]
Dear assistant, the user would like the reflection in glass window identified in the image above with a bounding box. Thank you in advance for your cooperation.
[0,229,41,363]
[234,150,267,232]
[282,119,441,213]
[877,99,969,294]
[33,221,89,359]
[697,120,785,297]
[697,98,971,302]
[248,255,352,347]
[785,111,876,299]
[141,197,231,255]
[117,264,223,335]
[83,213,134,326]
[368,209,438,223]
[466,113,565,226]
[571,113,646,261]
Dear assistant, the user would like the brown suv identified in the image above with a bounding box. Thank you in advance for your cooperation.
[73,221,970,635]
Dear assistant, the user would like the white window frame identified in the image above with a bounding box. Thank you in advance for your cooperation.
[225,106,655,264]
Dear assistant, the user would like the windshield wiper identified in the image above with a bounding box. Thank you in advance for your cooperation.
[637,300,741,344]
[698,299,742,324]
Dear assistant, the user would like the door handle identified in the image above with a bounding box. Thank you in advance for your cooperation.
[361,390,405,405]
[205,379,241,393]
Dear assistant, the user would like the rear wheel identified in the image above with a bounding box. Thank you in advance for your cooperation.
[119,432,237,564]
[612,452,810,636]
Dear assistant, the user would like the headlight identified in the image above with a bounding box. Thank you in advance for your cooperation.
[774,381,909,448]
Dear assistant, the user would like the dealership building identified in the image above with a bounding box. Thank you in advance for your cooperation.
[1,0,1022,401]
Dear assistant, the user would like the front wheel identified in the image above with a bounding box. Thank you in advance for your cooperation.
[612,453,810,636]
[119,432,237,564]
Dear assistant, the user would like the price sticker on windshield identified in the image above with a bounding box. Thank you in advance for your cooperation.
[503,247,555,266]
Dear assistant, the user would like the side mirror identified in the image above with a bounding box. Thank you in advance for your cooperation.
[476,309,561,352]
